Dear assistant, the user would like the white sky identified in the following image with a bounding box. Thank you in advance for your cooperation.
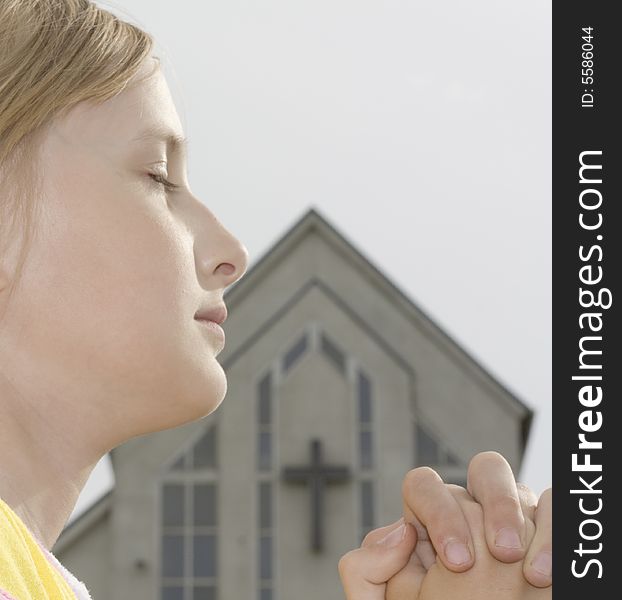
[71,0,551,524]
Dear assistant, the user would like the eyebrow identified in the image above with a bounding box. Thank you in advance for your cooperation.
[131,125,188,158]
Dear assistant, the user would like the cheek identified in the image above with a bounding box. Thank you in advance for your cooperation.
[18,176,215,408]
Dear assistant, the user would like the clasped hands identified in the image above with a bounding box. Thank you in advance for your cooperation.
[339,452,552,599]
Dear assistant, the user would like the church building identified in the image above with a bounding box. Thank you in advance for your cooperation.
[53,207,533,600]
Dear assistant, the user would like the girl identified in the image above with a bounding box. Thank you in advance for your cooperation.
[0,2,551,598]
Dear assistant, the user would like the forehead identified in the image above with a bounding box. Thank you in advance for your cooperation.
[131,123,188,159]
[47,59,185,157]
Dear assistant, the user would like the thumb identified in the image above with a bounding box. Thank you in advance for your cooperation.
[338,518,417,600]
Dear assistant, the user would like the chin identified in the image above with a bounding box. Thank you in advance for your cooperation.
[200,362,228,416]
[181,358,228,423]
[143,356,228,435]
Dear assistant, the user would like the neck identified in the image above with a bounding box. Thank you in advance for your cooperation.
[0,377,110,550]
[0,464,97,550]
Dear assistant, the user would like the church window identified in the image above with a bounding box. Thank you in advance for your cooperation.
[193,427,218,469]
[357,371,373,471]
[163,484,185,527]
[160,424,219,600]
[258,431,272,471]
[358,372,372,424]
[162,586,184,600]
[357,368,375,542]
[415,422,440,464]
[320,332,346,374]
[259,535,272,579]
[360,481,374,540]
[257,371,273,472]
[256,370,275,600]
[359,431,373,470]
[282,332,308,373]
[415,422,465,479]
[258,372,272,425]
[193,534,217,577]
[162,534,184,577]
[193,586,217,600]
[259,481,272,529]
[193,483,217,527]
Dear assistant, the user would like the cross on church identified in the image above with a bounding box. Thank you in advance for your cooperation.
[281,438,351,553]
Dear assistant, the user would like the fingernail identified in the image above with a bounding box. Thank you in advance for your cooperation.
[531,551,552,577]
[445,539,472,565]
[378,519,406,548]
[495,527,522,549]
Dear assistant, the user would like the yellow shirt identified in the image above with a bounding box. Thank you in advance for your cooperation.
[0,496,90,599]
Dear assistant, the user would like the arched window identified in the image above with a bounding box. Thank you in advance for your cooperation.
[282,333,308,374]
[320,331,346,375]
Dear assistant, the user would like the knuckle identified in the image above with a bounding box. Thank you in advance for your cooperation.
[494,494,523,517]
[427,504,473,541]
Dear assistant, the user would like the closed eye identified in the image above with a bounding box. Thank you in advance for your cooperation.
[149,172,181,192]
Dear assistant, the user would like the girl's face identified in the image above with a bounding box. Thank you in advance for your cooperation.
[0,58,248,450]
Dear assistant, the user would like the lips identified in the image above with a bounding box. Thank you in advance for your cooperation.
[195,317,226,351]
[194,304,227,325]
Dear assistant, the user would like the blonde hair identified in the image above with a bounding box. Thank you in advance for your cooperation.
[0,0,156,301]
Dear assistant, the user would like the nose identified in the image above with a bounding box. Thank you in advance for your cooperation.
[214,239,249,287]
[194,209,249,291]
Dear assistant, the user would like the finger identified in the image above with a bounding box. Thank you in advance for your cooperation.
[523,488,553,587]
[448,481,537,531]
[361,517,407,548]
[395,507,437,570]
[386,550,427,600]
[412,537,437,571]
[338,519,417,600]
[402,467,475,572]
[516,482,539,523]
[447,486,496,564]
[467,451,527,563]
[450,486,545,596]
[449,481,537,530]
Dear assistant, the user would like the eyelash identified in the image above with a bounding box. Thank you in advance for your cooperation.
[149,172,181,192]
